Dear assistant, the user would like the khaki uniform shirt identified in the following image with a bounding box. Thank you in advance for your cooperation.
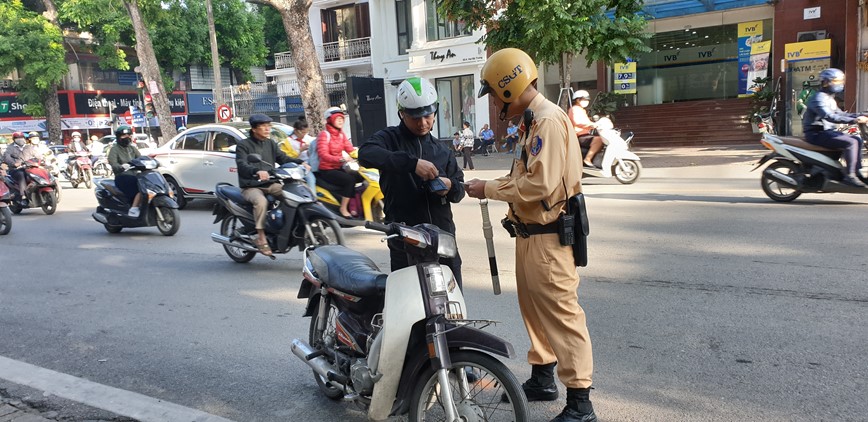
[484,93,583,225]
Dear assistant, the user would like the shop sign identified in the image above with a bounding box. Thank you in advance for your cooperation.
[73,92,187,115]
[804,7,820,20]
[737,20,764,96]
[409,43,486,71]
[0,119,46,133]
[187,92,215,115]
[785,39,831,61]
[613,62,636,94]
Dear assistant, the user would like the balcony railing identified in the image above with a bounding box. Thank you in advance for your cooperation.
[274,37,371,69]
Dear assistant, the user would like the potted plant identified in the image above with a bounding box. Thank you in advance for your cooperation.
[748,76,775,133]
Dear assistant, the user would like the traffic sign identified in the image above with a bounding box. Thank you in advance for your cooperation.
[217,104,233,122]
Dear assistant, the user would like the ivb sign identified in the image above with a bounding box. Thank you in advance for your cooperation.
[614,62,636,94]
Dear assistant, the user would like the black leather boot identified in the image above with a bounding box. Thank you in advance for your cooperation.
[510,362,559,402]
[551,387,597,422]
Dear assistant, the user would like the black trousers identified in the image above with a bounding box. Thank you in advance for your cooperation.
[462,147,474,170]
[115,174,139,205]
[315,169,361,198]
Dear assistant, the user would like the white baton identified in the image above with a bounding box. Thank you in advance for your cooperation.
[479,198,501,295]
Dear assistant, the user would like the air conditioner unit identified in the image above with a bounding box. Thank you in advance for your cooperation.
[797,30,827,42]
[0,80,12,88]
[331,71,347,83]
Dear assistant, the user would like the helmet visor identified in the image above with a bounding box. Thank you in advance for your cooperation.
[402,103,438,118]
[477,80,492,98]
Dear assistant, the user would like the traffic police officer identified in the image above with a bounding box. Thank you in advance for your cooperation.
[465,48,596,422]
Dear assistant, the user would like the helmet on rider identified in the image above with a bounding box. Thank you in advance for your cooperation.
[397,77,438,118]
[572,90,591,102]
[115,125,133,147]
[323,106,346,126]
[478,48,539,120]
[27,132,40,143]
[12,132,26,146]
[71,131,82,139]
[820,68,845,93]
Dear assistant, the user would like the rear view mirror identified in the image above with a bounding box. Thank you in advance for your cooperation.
[247,153,262,163]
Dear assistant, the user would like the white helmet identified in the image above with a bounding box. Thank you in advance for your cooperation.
[397,77,438,118]
[323,106,346,122]
[572,90,591,101]
[71,131,82,138]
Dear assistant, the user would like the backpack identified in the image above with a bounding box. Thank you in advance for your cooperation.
[308,131,329,173]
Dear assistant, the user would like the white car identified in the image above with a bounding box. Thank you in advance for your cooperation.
[150,122,294,209]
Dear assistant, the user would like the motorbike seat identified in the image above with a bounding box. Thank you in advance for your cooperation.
[215,184,277,207]
[308,245,387,297]
[95,179,125,197]
[777,136,837,152]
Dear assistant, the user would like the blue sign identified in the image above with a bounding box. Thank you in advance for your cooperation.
[187,92,215,115]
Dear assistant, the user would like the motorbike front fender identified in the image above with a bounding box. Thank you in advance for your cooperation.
[151,195,179,209]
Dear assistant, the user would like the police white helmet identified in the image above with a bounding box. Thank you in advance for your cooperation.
[397,77,438,118]
[572,90,591,101]
[71,131,81,138]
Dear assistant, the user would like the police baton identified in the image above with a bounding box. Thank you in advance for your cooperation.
[479,199,501,295]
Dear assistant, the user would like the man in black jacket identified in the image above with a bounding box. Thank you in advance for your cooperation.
[359,77,466,285]
[236,114,305,256]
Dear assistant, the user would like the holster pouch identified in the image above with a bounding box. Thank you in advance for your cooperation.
[568,193,590,267]
[501,217,517,238]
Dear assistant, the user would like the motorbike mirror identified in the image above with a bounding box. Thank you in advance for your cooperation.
[247,154,263,164]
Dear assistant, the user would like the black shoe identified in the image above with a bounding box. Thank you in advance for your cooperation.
[841,174,867,188]
[502,363,559,402]
[551,407,597,422]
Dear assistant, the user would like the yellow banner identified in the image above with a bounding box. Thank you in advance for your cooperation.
[614,62,636,93]
[614,62,636,73]
[750,41,772,55]
[738,21,763,38]
[785,39,832,61]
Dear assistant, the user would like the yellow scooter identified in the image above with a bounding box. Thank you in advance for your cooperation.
[314,150,385,223]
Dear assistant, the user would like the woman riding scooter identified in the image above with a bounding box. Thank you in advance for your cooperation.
[315,107,362,219]
[108,126,144,217]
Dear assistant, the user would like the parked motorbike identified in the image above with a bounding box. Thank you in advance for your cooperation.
[0,166,12,235]
[210,154,345,263]
[582,115,642,184]
[3,159,60,215]
[315,153,385,224]
[293,221,528,421]
[91,156,181,235]
[64,152,94,189]
[754,123,868,202]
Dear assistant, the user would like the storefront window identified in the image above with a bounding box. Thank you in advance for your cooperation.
[426,0,470,41]
[434,75,475,139]
[396,0,413,55]
[630,19,773,105]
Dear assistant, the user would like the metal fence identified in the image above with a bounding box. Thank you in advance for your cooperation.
[217,79,352,122]
[274,38,371,69]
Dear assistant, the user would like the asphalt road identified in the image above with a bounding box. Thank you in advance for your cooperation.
[1,149,866,422]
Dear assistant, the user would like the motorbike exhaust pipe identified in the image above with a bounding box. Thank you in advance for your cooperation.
[92,212,108,224]
[290,338,346,389]
[210,233,257,252]
[763,169,799,188]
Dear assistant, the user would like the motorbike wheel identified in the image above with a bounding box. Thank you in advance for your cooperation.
[220,216,256,263]
[94,162,110,177]
[156,207,181,236]
[409,350,529,422]
[307,299,345,400]
[70,176,79,189]
[104,224,123,233]
[83,169,93,189]
[614,160,641,184]
[164,177,187,210]
[761,160,802,202]
[41,191,57,215]
[304,217,345,247]
[0,207,11,235]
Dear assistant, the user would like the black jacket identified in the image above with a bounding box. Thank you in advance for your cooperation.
[359,122,464,233]
[235,131,302,188]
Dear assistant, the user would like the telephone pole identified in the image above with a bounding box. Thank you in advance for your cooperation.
[205,0,224,123]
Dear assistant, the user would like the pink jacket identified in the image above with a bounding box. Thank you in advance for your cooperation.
[316,125,354,171]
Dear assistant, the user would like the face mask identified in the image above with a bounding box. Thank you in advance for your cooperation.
[829,83,844,94]
[14,138,25,146]
[30,138,40,144]
[579,100,590,108]
[117,137,131,147]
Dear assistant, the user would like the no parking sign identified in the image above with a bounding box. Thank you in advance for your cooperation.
[217,104,233,122]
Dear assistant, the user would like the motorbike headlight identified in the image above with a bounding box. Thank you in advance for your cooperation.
[436,232,457,258]
[424,265,448,296]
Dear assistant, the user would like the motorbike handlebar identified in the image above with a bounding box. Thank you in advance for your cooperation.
[364,221,392,234]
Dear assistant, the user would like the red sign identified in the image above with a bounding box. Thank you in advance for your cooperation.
[217,104,233,122]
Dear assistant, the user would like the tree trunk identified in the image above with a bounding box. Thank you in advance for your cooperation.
[558,51,573,109]
[269,0,327,132]
[39,0,62,144]
[124,0,177,145]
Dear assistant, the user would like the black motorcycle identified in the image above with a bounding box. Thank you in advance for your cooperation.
[210,154,344,263]
[91,156,181,235]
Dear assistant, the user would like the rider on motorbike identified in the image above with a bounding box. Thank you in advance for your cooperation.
[315,107,362,219]
[568,90,603,168]
[66,131,90,178]
[2,132,39,202]
[107,126,144,217]
[802,68,868,187]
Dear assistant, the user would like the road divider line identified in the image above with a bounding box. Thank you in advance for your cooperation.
[0,355,235,422]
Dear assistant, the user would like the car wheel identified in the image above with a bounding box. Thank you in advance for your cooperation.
[165,177,187,210]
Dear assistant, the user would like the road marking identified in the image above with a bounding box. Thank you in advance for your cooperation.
[0,355,235,422]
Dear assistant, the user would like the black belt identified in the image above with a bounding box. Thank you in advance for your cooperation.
[504,219,558,238]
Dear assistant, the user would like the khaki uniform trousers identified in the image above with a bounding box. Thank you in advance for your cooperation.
[515,232,593,389]
[242,183,284,230]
